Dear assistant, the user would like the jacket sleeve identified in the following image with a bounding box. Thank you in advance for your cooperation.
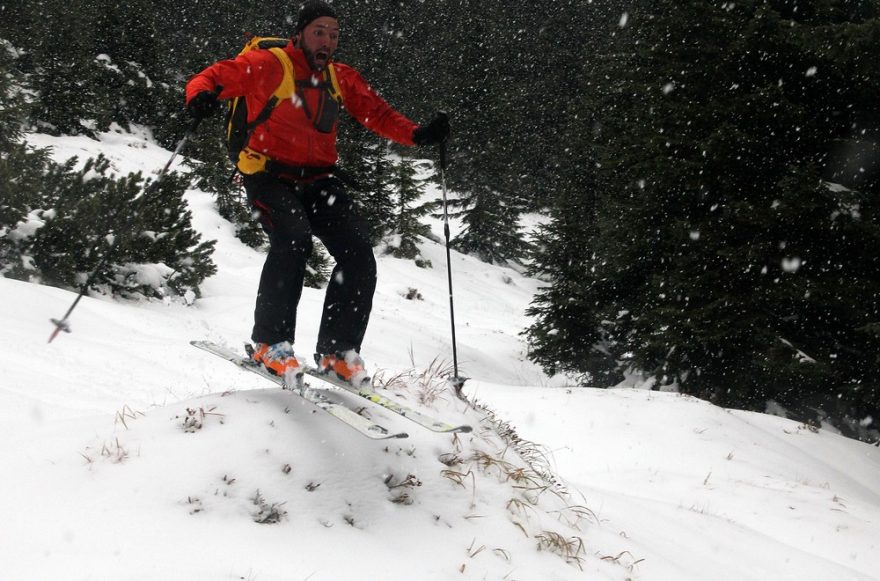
[185,51,280,105]
[336,64,418,146]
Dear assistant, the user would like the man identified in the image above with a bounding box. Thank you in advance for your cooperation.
[185,1,449,387]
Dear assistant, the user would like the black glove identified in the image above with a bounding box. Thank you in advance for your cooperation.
[412,112,450,146]
[186,90,221,120]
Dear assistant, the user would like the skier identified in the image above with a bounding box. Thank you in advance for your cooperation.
[185,1,449,386]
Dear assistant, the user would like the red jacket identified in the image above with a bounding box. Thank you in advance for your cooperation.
[186,42,417,168]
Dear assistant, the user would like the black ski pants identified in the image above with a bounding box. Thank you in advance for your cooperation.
[243,172,376,355]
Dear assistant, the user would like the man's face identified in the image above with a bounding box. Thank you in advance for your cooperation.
[296,16,340,71]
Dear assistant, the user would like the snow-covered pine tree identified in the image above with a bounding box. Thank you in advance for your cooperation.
[386,157,435,267]
[0,40,50,275]
[337,118,396,246]
[447,184,530,265]
[524,161,623,386]
[14,154,217,299]
[541,0,880,438]
[0,50,217,300]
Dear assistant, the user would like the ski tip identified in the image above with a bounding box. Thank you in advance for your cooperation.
[455,425,473,434]
[393,432,409,439]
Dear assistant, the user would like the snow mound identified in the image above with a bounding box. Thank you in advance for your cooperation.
[8,372,636,580]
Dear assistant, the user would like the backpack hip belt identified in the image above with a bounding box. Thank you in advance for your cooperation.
[265,159,336,181]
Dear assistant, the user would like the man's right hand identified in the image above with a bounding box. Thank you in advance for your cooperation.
[186,90,221,120]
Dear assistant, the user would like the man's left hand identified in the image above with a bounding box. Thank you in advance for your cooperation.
[187,90,221,120]
[413,112,450,146]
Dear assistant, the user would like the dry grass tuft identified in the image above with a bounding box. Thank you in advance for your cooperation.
[250,489,287,524]
[385,472,422,505]
[467,400,569,497]
[536,531,586,569]
[178,405,224,432]
[600,550,645,572]
[374,356,457,407]
[438,452,463,467]
[100,437,129,463]
[114,405,145,429]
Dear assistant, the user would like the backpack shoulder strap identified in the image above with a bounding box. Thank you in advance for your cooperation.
[267,47,296,101]
[238,36,288,56]
[243,47,295,130]
[326,63,342,103]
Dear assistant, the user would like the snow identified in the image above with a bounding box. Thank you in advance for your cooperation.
[1,130,878,580]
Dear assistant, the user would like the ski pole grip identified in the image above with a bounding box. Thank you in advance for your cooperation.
[186,84,224,133]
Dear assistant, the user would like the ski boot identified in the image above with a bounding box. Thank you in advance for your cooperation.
[316,350,370,388]
[251,341,304,389]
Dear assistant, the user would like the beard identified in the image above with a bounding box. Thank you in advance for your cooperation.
[302,45,332,71]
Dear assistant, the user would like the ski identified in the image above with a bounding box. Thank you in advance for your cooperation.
[300,365,473,434]
[193,340,472,434]
[190,340,408,440]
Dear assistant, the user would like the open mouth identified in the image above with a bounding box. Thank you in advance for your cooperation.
[315,50,329,64]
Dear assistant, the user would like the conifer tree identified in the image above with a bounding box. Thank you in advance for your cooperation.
[528,0,880,438]
[0,39,27,147]
[337,118,395,245]
[386,157,435,267]
[524,166,622,385]
[0,40,217,298]
[449,184,530,265]
[8,155,217,298]
[0,39,55,276]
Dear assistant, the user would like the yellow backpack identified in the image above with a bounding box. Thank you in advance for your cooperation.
[226,36,343,174]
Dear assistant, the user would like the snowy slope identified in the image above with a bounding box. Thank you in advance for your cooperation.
[1,129,878,581]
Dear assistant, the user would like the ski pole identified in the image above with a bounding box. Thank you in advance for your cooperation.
[48,109,211,343]
[438,138,467,396]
